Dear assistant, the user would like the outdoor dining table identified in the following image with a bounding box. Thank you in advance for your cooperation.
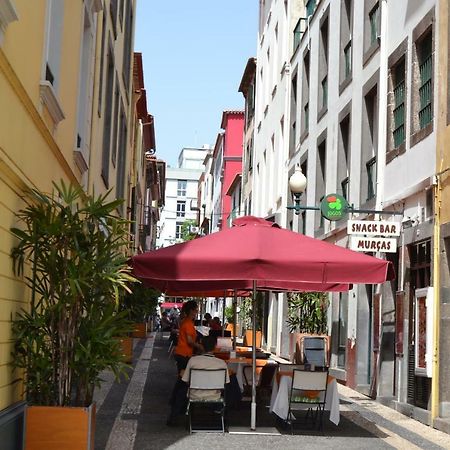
[226,357,277,392]
[269,371,340,425]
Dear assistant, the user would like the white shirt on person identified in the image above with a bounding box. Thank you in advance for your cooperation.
[182,353,230,401]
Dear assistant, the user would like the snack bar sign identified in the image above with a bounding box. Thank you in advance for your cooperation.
[347,220,400,237]
[348,220,400,253]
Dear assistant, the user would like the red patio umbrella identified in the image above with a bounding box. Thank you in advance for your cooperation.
[132,216,394,291]
[131,216,395,429]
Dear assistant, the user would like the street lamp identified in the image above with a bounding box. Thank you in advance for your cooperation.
[287,166,314,215]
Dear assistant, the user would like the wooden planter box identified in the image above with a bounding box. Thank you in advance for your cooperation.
[244,329,262,348]
[132,322,147,338]
[25,404,95,450]
[116,336,133,363]
[225,323,240,337]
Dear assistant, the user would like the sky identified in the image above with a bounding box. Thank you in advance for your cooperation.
[134,1,259,167]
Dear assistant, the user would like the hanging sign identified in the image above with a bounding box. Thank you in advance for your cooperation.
[320,193,348,221]
[350,236,397,253]
[347,220,400,237]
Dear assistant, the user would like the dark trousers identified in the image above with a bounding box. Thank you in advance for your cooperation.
[174,354,190,373]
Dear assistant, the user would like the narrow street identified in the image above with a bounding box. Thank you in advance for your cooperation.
[94,333,450,450]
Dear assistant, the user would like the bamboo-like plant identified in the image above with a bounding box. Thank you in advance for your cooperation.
[11,181,135,407]
[286,292,329,335]
[120,282,160,323]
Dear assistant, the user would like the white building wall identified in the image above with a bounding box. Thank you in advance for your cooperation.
[157,147,207,247]
[287,0,437,401]
[252,0,304,357]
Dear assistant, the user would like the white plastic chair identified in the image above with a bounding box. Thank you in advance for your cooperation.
[187,368,226,433]
[287,368,329,432]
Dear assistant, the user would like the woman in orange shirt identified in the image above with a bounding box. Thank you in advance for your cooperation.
[173,300,203,373]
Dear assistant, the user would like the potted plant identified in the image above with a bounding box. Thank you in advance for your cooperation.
[10,181,135,450]
[240,294,263,348]
[224,305,239,336]
[286,292,330,365]
[121,282,160,341]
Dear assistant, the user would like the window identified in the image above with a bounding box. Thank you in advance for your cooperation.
[175,222,183,240]
[341,177,349,200]
[366,156,377,200]
[363,0,380,65]
[321,76,328,109]
[110,0,118,37]
[177,180,187,196]
[122,0,133,91]
[116,105,127,206]
[338,111,351,200]
[318,14,329,115]
[393,59,406,147]
[98,10,106,116]
[340,0,352,87]
[410,11,434,145]
[101,50,115,186]
[74,5,95,172]
[176,201,186,218]
[304,103,309,132]
[293,18,305,53]
[290,73,297,154]
[315,139,326,230]
[111,88,120,167]
[361,82,377,203]
[418,32,433,129]
[344,42,352,79]
[306,0,316,17]
[301,51,310,137]
[369,3,379,45]
[43,0,64,90]
[290,122,296,156]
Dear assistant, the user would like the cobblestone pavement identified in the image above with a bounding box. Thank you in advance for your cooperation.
[93,332,450,450]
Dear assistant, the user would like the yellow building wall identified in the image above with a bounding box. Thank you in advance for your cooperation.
[437,0,450,223]
[0,0,85,411]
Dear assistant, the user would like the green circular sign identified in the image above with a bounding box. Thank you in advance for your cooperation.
[320,193,348,221]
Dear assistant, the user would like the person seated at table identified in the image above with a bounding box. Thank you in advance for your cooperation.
[167,336,242,425]
[181,335,230,401]
[161,312,172,332]
[202,312,212,326]
[210,316,222,331]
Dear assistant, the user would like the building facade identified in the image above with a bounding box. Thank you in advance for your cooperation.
[157,147,208,247]
[435,0,450,433]
[0,0,150,441]
[237,0,450,432]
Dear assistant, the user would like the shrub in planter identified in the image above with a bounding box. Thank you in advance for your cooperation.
[286,292,330,364]
[10,182,135,448]
[120,282,159,338]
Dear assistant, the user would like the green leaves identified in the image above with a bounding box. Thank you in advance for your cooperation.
[10,180,137,407]
[287,292,329,335]
[120,282,160,323]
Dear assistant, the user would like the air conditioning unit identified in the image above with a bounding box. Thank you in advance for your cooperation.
[190,226,200,234]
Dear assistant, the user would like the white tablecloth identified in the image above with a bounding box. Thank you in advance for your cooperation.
[269,374,340,425]
[227,359,247,391]
[227,359,278,392]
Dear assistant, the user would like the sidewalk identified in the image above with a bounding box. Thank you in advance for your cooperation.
[93,332,450,450]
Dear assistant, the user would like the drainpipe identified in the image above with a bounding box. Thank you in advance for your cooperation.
[431,173,441,421]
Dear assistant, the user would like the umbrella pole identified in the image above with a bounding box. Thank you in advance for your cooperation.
[222,295,226,337]
[251,280,257,430]
[232,290,237,351]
